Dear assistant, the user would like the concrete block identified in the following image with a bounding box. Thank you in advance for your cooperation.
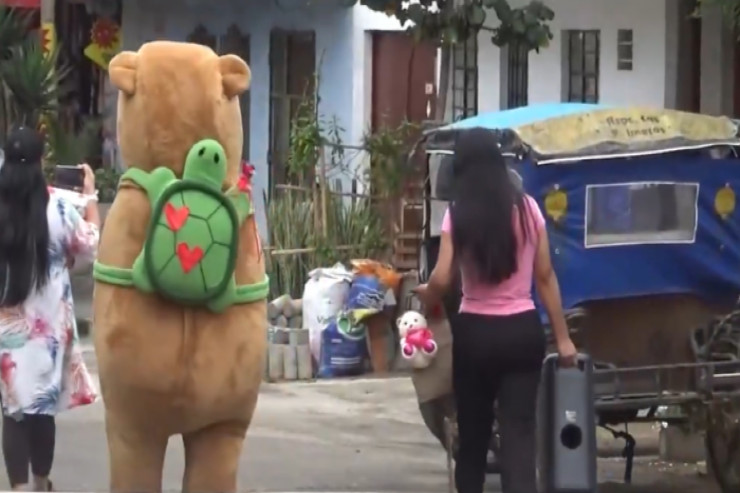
[267,343,284,381]
[296,343,313,380]
[282,345,298,381]
[288,328,309,346]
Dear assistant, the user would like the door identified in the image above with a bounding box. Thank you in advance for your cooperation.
[371,31,436,130]
[371,32,437,269]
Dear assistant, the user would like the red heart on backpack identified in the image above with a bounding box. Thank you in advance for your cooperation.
[176,242,203,273]
[165,203,190,231]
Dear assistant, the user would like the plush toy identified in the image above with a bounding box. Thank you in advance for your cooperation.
[91,41,267,493]
[397,310,438,369]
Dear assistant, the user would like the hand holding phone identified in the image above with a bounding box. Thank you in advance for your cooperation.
[52,165,85,191]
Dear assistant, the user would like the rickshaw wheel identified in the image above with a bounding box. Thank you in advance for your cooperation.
[705,400,740,493]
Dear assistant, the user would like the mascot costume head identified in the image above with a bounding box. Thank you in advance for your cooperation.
[92,41,268,493]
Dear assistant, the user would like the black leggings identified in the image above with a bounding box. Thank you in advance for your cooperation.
[452,309,545,493]
[2,414,56,486]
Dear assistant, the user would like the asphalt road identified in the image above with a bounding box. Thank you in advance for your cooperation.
[0,370,721,493]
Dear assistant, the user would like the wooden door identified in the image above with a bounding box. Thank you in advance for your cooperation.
[371,31,436,130]
[371,32,437,270]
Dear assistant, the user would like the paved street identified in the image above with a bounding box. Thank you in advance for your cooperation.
[0,363,720,492]
[2,275,715,491]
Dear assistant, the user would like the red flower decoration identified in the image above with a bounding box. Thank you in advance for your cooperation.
[90,18,119,50]
[238,160,255,193]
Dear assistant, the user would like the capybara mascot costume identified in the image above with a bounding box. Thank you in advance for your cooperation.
[92,41,268,493]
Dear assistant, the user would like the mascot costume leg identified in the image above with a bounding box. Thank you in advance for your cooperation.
[92,41,268,493]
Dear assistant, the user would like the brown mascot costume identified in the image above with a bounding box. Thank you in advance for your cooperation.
[92,41,267,493]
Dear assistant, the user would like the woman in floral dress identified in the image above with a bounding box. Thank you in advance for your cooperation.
[0,127,99,491]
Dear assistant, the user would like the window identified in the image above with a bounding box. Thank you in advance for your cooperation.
[506,40,529,109]
[186,24,251,161]
[187,24,216,50]
[451,35,478,121]
[564,30,600,103]
[617,29,633,71]
[585,182,699,248]
[268,29,316,188]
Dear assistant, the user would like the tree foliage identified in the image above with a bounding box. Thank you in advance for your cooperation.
[694,0,740,33]
[360,0,555,52]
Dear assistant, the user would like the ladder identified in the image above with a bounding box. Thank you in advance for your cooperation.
[393,182,424,271]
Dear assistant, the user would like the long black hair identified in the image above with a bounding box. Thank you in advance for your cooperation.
[449,127,531,284]
[0,126,50,307]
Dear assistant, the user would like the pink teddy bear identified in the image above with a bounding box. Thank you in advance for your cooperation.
[397,310,438,369]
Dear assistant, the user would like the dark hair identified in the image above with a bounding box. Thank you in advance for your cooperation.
[449,127,531,284]
[0,126,50,307]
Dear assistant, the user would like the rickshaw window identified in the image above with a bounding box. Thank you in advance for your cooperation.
[584,181,699,248]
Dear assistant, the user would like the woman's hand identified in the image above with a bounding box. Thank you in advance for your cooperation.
[557,338,578,368]
[412,283,435,307]
[80,163,96,195]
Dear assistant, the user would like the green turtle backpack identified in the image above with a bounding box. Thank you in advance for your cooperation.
[93,139,269,313]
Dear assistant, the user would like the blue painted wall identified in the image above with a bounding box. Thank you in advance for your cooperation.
[120,0,360,235]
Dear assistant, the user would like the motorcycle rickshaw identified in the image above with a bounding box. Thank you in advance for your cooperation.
[412,104,740,492]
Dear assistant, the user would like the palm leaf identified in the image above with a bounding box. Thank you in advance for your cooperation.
[0,6,30,60]
[45,116,102,167]
[0,38,71,126]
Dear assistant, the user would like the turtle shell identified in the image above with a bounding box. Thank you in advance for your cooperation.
[144,180,239,304]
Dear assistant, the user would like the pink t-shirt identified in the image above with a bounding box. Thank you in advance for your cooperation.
[441,195,545,316]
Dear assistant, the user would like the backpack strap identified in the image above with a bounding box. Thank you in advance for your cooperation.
[93,261,270,304]
[120,167,177,203]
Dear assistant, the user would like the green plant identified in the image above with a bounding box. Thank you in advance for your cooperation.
[287,81,321,179]
[361,1,554,51]
[0,7,29,57]
[45,116,101,166]
[363,120,419,197]
[286,70,346,180]
[695,1,740,36]
[265,189,316,298]
[0,39,71,128]
[265,189,388,299]
[0,6,31,141]
[94,167,122,203]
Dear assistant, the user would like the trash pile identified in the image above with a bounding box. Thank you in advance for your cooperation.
[265,259,402,381]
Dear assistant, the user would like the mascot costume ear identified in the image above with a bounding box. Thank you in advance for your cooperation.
[109,51,138,96]
[92,41,267,493]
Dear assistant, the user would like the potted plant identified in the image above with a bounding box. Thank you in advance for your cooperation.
[1,5,70,134]
[0,6,29,141]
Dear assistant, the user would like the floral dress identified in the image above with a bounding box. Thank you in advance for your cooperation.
[0,194,99,417]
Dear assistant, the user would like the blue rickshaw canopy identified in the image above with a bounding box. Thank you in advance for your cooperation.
[424,104,740,313]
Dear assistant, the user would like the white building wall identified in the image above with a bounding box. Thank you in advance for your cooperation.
[478,0,668,112]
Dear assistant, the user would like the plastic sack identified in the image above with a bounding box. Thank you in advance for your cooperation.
[317,313,368,378]
[345,274,387,324]
[351,259,401,292]
[302,263,353,361]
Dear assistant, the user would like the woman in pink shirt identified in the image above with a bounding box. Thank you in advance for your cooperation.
[414,128,577,493]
